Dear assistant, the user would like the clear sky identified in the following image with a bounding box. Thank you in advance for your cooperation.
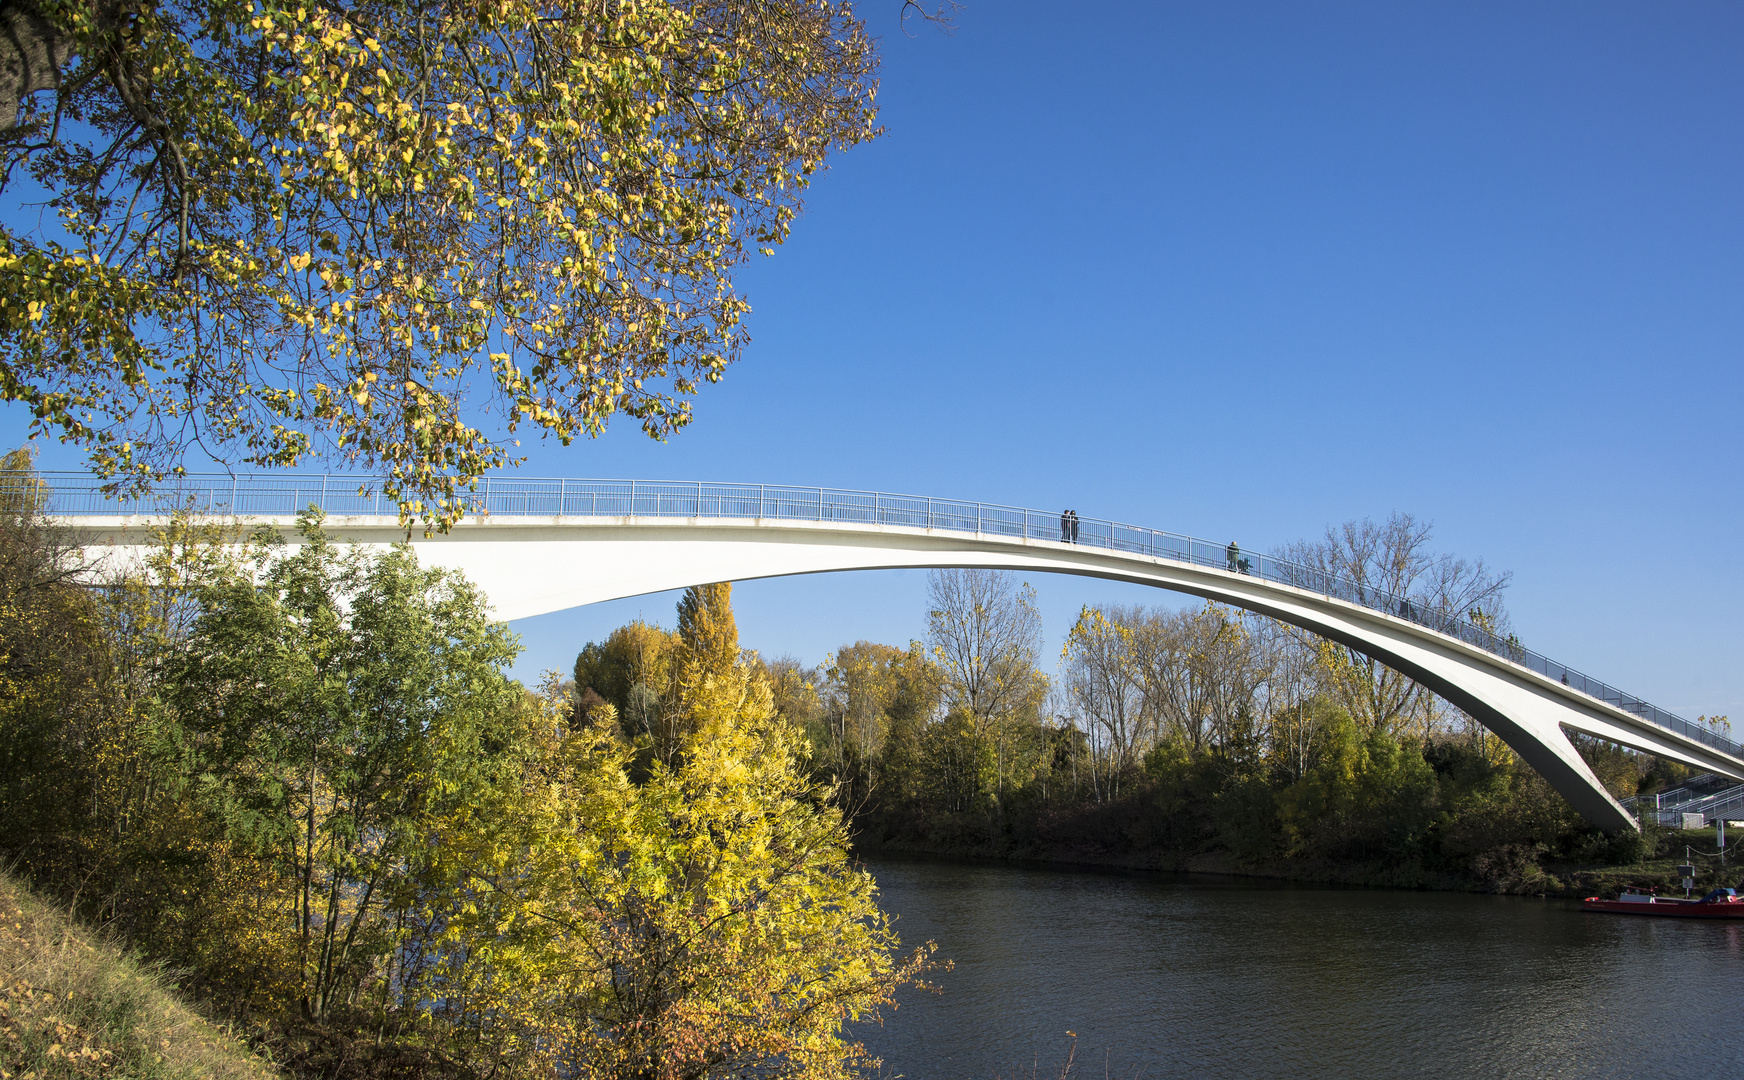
[7,2,1742,719]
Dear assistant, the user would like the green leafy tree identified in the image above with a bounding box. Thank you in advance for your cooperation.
[1275,710,1440,860]
[164,510,525,1021]
[1,0,880,523]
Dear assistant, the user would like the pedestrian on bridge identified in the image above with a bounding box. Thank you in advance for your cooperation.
[1060,510,1071,543]
[1227,541,1240,572]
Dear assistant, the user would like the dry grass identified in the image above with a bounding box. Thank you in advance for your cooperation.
[0,869,276,1080]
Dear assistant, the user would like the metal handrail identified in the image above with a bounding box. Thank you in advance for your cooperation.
[1630,783,1744,827]
[1621,773,1733,812]
[34,471,1743,761]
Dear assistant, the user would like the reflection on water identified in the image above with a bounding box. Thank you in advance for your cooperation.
[853,856,1744,1079]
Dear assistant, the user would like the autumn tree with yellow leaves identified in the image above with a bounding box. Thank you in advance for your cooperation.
[435,585,935,1078]
[2,443,933,1075]
[1,0,883,524]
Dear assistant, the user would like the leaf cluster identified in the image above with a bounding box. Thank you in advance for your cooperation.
[3,0,880,526]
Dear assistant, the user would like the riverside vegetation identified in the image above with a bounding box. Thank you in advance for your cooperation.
[572,528,1734,901]
[2,444,1731,1079]
[0,449,931,1079]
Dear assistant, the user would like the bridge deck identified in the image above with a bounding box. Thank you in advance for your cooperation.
[38,473,1742,770]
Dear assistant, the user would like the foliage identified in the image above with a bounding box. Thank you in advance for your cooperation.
[162,509,526,1022]
[1,0,880,524]
[452,638,933,1077]
[1275,711,1440,860]
[574,617,679,739]
[1278,513,1511,737]
[0,445,110,884]
[2,450,932,1077]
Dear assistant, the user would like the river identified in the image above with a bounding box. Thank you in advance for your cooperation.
[853,856,1744,1079]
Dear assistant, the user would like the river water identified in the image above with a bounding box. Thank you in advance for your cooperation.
[853,856,1744,1079]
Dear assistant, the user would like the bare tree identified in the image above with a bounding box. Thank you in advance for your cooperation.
[1129,602,1262,757]
[927,569,1045,810]
[1277,512,1511,737]
[1060,605,1144,800]
[1250,618,1325,782]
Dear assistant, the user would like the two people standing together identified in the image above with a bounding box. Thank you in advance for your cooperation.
[1059,509,1080,543]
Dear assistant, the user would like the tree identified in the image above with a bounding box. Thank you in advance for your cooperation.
[0,444,110,883]
[763,653,824,738]
[1060,606,1142,800]
[1132,602,1263,759]
[1277,513,1511,738]
[574,619,679,739]
[674,581,739,691]
[164,510,526,1022]
[925,568,1046,812]
[432,643,933,1078]
[1,0,880,523]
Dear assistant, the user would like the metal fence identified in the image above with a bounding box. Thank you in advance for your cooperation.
[38,472,1743,761]
[1625,777,1744,827]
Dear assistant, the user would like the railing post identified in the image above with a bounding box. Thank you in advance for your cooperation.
[759,484,765,519]
[927,497,933,529]
[630,479,636,517]
[560,477,567,516]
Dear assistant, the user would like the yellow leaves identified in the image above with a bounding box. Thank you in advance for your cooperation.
[7,0,879,533]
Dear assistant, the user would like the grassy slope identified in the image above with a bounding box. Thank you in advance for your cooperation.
[0,870,276,1080]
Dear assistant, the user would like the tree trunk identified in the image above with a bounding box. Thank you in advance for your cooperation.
[0,0,73,129]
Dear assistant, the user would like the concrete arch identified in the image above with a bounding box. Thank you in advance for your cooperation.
[68,509,1744,835]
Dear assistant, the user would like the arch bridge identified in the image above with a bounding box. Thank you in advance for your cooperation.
[48,474,1744,834]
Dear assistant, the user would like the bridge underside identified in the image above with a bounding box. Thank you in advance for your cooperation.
[75,515,1744,834]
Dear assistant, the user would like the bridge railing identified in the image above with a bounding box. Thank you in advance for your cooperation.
[38,472,1743,761]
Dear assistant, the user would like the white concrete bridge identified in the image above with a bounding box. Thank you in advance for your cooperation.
[49,475,1744,834]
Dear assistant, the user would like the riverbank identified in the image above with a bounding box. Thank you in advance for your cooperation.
[854,826,1735,899]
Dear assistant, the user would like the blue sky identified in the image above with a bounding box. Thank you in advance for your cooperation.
[8,2,1742,719]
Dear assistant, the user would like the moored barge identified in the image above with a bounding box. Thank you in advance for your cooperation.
[1582,888,1744,918]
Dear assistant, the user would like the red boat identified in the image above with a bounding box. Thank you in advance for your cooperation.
[1582,888,1744,918]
